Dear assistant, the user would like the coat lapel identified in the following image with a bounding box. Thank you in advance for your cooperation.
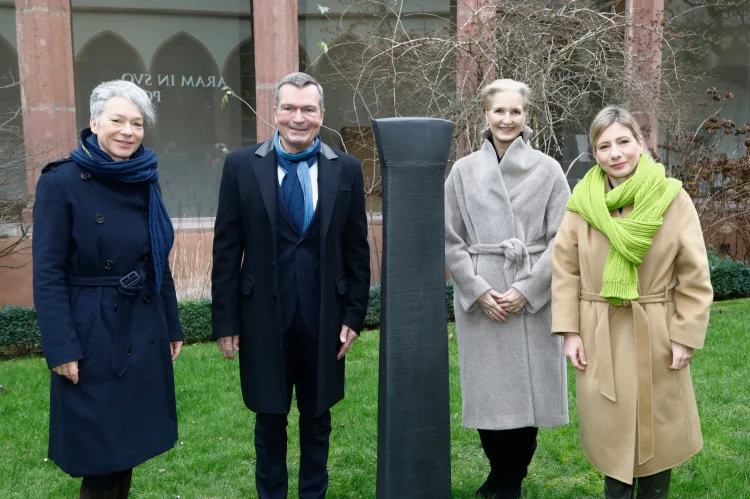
[254,139,278,239]
[317,143,341,242]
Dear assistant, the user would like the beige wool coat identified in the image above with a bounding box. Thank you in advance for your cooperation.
[551,188,713,484]
[445,128,571,430]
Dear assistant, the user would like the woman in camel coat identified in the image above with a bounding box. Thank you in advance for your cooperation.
[552,106,712,499]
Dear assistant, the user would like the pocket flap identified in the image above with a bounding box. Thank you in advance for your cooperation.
[240,277,254,295]
[336,277,347,295]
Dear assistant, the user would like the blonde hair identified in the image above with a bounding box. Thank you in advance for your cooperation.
[589,106,645,150]
[480,79,531,112]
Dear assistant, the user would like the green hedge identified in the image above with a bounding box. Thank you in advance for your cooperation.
[0,281,457,356]
[708,249,750,301]
[9,264,749,356]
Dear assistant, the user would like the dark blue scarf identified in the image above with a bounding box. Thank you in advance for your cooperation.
[273,131,320,233]
[70,128,174,292]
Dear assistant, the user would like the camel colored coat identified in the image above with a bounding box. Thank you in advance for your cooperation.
[446,129,570,430]
[551,188,713,484]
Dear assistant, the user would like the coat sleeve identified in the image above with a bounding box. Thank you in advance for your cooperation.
[32,171,83,369]
[341,160,371,334]
[211,154,245,340]
[444,169,492,313]
[668,190,713,349]
[512,166,571,313]
[160,262,184,342]
[551,211,581,335]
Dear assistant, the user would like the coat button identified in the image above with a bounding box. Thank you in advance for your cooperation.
[128,348,133,356]
[144,211,149,217]
[141,252,151,261]
[114,303,119,311]
[104,260,113,270]
[95,214,104,224]
[272,292,277,300]
[272,261,277,270]
[143,295,150,304]
[80,172,90,180]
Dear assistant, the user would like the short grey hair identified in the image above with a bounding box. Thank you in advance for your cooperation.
[90,80,156,127]
[274,72,325,111]
[480,79,532,112]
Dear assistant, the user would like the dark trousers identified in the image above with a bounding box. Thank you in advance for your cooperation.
[605,470,672,499]
[477,427,538,499]
[254,303,332,499]
[80,468,132,497]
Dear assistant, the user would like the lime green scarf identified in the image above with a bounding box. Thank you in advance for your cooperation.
[567,153,682,306]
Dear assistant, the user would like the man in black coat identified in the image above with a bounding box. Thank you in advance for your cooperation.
[211,72,370,499]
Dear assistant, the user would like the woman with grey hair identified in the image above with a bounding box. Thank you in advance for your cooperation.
[445,79,570,498]
[33,79,183,498]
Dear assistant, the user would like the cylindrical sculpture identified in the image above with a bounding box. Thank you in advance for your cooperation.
[373,117,454,499]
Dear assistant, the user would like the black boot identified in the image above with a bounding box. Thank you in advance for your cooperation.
[115,469,133,499]
[605,476,635,499]
[635,470,671,499]
[493,427,537,499]
[476,430,503,498]
[79,482,118,499]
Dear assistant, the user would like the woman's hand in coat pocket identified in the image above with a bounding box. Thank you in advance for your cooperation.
[669,341,694,371]
[52,361,79,384]
[170,341,184,362]
[563,333,587,371]
[478,290,509,323]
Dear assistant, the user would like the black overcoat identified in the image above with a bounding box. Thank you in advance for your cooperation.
[211,139,370,416]
[32,159,183,476]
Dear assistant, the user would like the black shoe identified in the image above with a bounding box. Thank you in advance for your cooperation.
[475,478,498,498]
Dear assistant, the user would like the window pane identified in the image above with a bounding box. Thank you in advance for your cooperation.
[298,0,456,213]
[70,1,255,217]
[0,4,25,213]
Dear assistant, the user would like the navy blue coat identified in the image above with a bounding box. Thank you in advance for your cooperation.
[32,158,183,476]
[211,139,371,416]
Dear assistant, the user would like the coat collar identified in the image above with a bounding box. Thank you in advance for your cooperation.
[253,137,341,242]
[255,137,339,160]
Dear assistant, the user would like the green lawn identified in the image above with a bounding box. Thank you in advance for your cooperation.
[1,300,748,498]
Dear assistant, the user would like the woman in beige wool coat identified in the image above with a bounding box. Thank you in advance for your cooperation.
[445,79,570,499]
[552,106,713,499]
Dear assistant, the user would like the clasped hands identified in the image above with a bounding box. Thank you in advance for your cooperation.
[477,288,528,323]
[217,325,358,361]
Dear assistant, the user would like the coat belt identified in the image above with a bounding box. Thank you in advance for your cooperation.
[579,285,675,466]
[68,270,148,377]
[467,238,547,284]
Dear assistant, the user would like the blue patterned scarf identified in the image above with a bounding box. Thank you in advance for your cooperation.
[273,131,319,232]
[69,128,174,292]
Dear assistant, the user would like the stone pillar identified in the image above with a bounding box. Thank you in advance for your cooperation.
[456,0,495,156]
[252,0,299,142]
[15,0,77,194]
[627,0,664,152]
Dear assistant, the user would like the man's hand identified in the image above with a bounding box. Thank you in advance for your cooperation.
[52,361,79,384]
[217,335,240,360]
[171,341,184,362]
[337,325,358,360]
[669,341,694,371]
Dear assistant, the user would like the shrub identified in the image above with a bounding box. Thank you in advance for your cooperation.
[0,306,41,357]
[707,249,750,301]
[179,299,212,344]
